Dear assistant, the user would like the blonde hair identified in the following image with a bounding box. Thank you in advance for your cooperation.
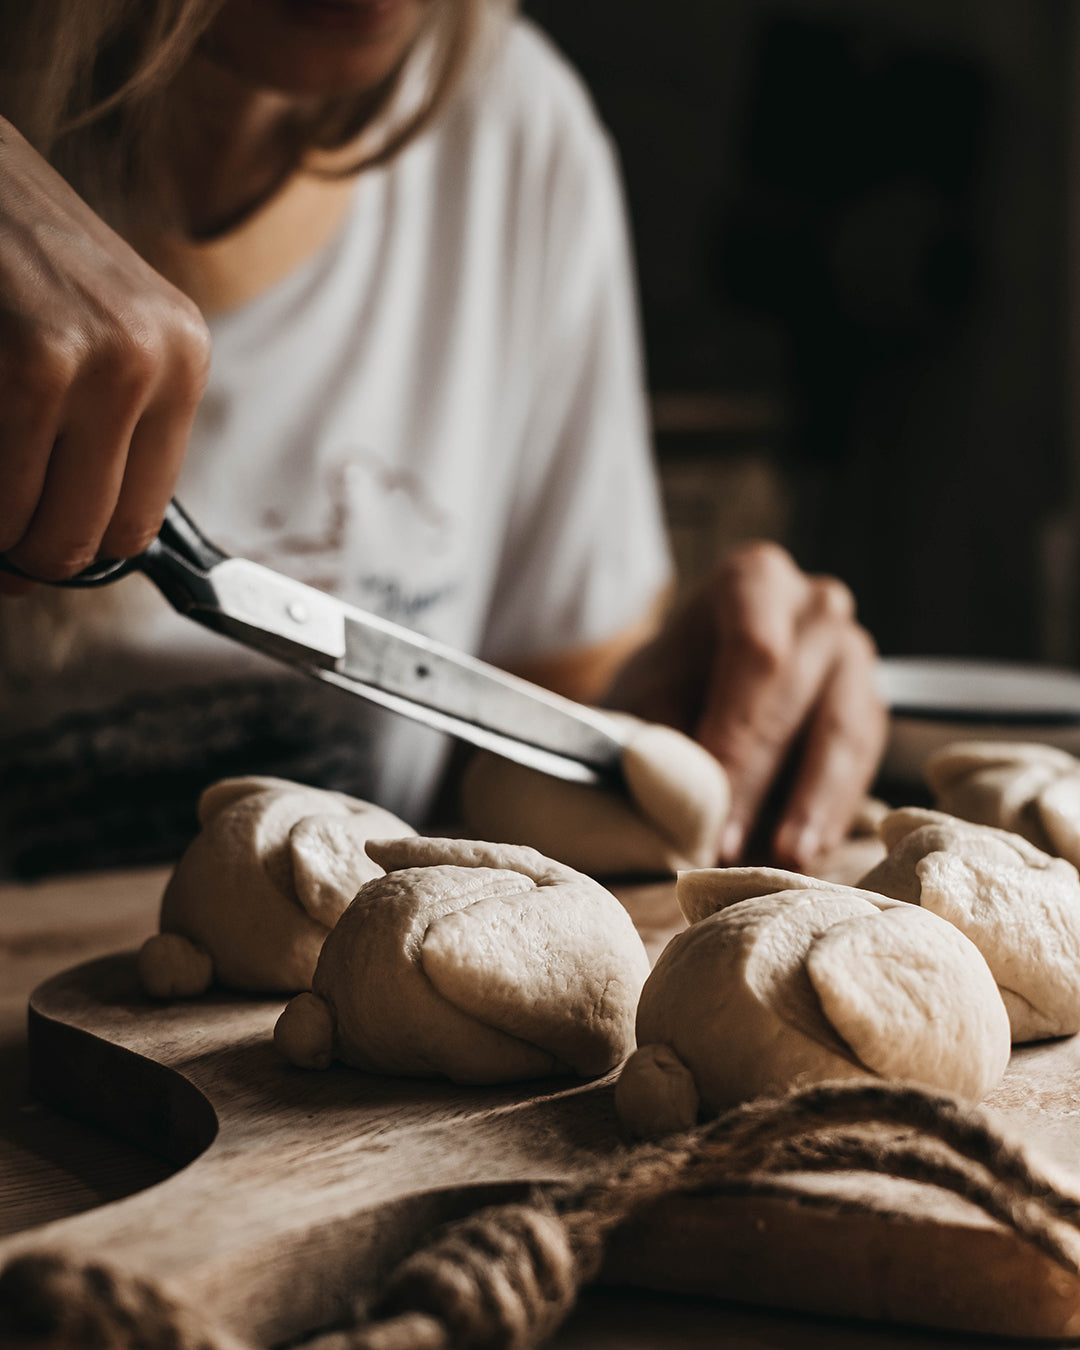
[0,0,491,239]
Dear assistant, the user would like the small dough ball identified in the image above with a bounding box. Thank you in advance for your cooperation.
[626,871,1009,1125]
[615,1043,700,1139]
[461,712,729,876]
[147,776,416,995]
[860,807,1080,1041]
[137,933,213,999]
[925,740,1080,861]
[275,992,335,1070]
[278,837,651,1084]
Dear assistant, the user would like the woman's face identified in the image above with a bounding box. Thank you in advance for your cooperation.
[205,0,432,98]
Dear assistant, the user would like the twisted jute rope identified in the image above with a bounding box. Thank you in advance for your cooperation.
[4,1078,1080,1350]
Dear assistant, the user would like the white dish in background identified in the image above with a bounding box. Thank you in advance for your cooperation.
[877,656,1080,785]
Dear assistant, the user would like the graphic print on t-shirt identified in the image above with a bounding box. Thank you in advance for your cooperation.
[220,449,461,638]
[341,449,460,633]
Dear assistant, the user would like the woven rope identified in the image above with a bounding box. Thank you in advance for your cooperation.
[4,1079,1079,1350]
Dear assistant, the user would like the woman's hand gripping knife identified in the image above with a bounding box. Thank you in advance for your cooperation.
[0,116,210,590]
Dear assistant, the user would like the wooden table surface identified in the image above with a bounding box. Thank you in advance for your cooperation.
[0,860,1011,1350]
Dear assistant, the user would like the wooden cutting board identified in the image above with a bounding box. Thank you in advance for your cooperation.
[4,880,1080,1346]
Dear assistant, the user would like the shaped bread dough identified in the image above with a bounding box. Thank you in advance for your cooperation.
[138,777,416,997]
[275,837,651,1084]
[615,867,1009,1138]
[925,740,1080,863]
[461,712,730,875]
[859,806,1080,1042]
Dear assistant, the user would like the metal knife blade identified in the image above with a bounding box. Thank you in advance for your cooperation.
[181,556,628,787]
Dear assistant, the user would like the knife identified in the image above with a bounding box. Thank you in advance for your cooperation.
[0,500,628,787]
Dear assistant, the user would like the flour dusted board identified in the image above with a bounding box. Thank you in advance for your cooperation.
[4,886,1080,1345]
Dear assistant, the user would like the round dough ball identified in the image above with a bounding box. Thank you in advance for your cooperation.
[276,837,651,1084]
[147,776,415,995]
[860,807,1080,1042]
[617,870,1009,1135]
[461,712,729,876]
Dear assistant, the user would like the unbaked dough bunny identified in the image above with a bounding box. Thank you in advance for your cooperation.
[461,712,730,875]
[137,777,416,998]
[925,740,1080,865]
[859,806,1080,1042]
[275,837,651,1084]
[615,867,1009,1139]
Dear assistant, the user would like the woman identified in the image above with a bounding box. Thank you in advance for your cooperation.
[0,0,885,874]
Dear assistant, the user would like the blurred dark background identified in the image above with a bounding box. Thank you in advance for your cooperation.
[524,0,1080,664]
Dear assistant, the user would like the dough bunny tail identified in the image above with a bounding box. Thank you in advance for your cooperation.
[614,1044,700,1139]
[275,992,335,1070]
[137,933,214,999]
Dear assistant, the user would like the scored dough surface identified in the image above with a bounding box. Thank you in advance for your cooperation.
[860,806,1080,1042]
[278,837,651,1084]
[617,867,1010,1137]
[142,776,415,995]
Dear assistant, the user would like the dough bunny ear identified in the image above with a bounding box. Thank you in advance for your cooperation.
[806,905,1010,1100]
[289,815,389,927]
[422,881,649,1077]
[137,933,214,998]
[677,866,832,925]
[275,992,335,1070]
[458,714,729,876]
[196,776,298,825]
[1036,771,1080,868]
[614,1044,699,1140]
[876,806,955,851]
[621,723,730,867]
[366,836,575,887]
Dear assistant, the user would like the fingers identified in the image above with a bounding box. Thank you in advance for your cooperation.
[0,116,211,580]
[98,365,205,560]
[0,341,64,556]
[696,542,861,861]
[1,318,209,580]
[771,627,888,869]
[7,371,141,581]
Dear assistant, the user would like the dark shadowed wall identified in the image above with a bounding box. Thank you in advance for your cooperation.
[525,0,1078,663]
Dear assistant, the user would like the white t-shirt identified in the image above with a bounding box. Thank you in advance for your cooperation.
[0,20,671,844]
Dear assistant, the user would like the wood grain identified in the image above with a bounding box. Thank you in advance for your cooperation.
[4,865,1080,1344]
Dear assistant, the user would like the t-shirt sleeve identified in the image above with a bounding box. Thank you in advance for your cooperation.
[478,59,673,667]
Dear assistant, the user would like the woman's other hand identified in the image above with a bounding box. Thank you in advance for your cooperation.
[0,116,211,593]
[605,541,887,870]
